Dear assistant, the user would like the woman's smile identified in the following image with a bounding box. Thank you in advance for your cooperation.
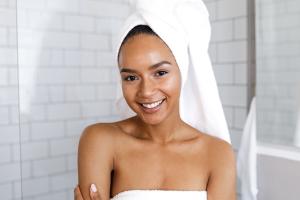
[138,98,166,113]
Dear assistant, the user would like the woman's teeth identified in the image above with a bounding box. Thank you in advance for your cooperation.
[142,99,164,109]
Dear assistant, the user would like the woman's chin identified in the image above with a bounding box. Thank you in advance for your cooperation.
[140,116,164,125]
[137,111,167,125]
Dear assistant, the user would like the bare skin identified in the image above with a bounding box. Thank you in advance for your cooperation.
[74,184,101,200]
[77,34,236,200]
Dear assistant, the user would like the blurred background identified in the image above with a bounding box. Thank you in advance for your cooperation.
[0,0,299,199]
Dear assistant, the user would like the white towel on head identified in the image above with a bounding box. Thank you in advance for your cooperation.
[113,0,231,144]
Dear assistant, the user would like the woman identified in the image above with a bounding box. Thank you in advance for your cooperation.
[75,24,236,200]
[76,1,236,199]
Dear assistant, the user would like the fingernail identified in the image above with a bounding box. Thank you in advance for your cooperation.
[90,183,97,193]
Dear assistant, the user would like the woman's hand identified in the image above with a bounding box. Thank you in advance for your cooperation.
[74,184,102,200]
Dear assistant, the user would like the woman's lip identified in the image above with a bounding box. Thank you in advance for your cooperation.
[138,98,166,104]
[139,98,165,114]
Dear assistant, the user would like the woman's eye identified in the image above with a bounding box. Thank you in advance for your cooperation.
[155,71,168,76]
[124,75,137,81]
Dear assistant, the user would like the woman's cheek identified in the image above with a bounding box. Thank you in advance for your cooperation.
[122,84,136,102]
[163,75,180,93]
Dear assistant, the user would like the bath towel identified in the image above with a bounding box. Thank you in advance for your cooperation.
[110,189,207,200]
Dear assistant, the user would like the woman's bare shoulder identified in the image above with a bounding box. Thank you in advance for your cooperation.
[193,131,235,168]
[204,134,236,199]
[79,120,126,140]
[203,133,236,186]
[203,133,235,162]
[186,127,234,160]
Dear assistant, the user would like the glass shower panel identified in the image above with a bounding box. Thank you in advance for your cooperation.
[0,0,22,200]
[256,0,300,148]
[17,0,130,199]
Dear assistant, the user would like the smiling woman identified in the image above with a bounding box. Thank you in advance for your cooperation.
[76,0,236,200]
[77,24,236,200]
[118,27,181,125]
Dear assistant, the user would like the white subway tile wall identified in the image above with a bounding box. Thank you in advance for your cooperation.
[205,0,250,152]
[0,0,251,199]
[0,0,21,199]
[256,0,300,146]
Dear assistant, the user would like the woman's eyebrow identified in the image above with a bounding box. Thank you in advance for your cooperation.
[120,60,171,73]
[149,61,171,69]
[120,68,136,73]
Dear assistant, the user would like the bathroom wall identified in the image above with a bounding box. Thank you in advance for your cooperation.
[256,0,300,199]
[204,0,252,153]
[0,0,22,199]
[17,0,129,199]
[205,0,252,198]
[256,0,300,147]
[0,0,251,199]
[1,0,130,199]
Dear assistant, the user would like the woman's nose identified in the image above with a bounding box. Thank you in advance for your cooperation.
[138,78,156,97]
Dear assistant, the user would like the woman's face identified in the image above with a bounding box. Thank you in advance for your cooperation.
[118,34,181,125]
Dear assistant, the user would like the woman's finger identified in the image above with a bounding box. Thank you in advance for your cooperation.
[74,185,84,200]
[90,183,102,200]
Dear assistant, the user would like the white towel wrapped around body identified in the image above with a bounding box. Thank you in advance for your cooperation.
[110,190,207,200]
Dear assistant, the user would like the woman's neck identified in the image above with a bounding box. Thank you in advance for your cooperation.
[134,112,186,145]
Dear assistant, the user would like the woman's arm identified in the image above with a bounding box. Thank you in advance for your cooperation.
[78,124,115,200]
[206,139,237,200]
[74,184,102,200]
